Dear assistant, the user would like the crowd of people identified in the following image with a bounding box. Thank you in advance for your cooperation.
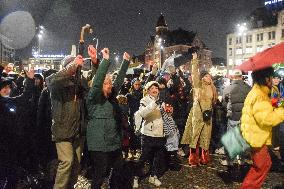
[0,43,284,189]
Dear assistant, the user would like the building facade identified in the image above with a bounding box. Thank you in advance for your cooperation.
[0,33,15,67]
[227,8,284,70]
[145,15,212,71]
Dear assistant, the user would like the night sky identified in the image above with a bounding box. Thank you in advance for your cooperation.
[0,0,264,59]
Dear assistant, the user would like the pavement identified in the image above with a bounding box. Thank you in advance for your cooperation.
[138,154,284,189]
[72,152,284,189]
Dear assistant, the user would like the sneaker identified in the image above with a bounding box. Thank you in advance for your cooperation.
[148,175,162,187]
[133,176,139,188]
[177,148,186,157]
[215,147,225,155]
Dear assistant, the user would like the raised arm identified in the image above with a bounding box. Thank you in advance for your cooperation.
[113,52,130,92]
[191,53,200,89]
[87,48,111,104]
[46,55,83,88]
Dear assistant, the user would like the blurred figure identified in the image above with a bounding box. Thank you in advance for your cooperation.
[219,69,251,165]
[240,67,284,189]
[0,69,35,188]
[37,69,57,169]
[126,78,143,160]
[2,63,14,76]
[271,74,283,151]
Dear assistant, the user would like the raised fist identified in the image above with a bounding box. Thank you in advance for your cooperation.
[75,55,84,66]
[123,52,130,61]
[88,45,97,64]
[101,48,110,60]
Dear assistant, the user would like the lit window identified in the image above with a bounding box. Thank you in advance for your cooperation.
[235,59,243,66]
[228,59,233,65]
[236,48,243,55]
[245,47,253,54]
[256,46,263,52]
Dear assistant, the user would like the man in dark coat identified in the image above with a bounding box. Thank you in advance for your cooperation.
[46,55,88,189]
[221,69,251,165]
[0,69,35,184]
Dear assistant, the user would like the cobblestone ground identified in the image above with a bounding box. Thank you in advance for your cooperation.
[73,153,283,189]
[138,154,284,189]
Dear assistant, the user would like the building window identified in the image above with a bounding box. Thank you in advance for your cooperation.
[268,31,276,40]
[236,48,243,55]
[246,35,252,43]
[228,48,232,56]
[228,38,232,45]
[245,47,253,54]
[282,29,284,38]
[257,33,263,41]
[236,36,242,44]
[257,45,263,52]
[236,59,243,66]
[268,43,275,48]
[228,59,233,66]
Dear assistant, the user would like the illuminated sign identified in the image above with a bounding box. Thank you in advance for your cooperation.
[265,0,283,5]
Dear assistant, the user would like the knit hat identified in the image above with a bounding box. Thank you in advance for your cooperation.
[61,55,75,67]
[145,81,159,91]
[200,70,210,79]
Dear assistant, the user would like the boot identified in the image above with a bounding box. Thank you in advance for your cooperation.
[200,149,210,165]
[188,148,199,166]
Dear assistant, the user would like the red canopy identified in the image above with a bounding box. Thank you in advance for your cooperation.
[236,42,284,71]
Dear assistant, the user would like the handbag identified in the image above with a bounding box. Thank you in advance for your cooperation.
[221,125,250,159]
[197,101,212,122]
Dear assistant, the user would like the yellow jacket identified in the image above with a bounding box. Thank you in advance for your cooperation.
[241,84,284,147]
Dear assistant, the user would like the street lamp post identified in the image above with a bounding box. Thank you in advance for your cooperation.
[35,25,44,64]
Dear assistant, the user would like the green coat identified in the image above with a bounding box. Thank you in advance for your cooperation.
[86,59,130,152]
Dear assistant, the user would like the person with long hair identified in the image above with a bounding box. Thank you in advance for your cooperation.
[187,52,217,166]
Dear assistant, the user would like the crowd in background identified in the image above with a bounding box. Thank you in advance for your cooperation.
[0,44,284,189]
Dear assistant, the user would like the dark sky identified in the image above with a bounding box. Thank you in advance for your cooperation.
[0,0,264,59]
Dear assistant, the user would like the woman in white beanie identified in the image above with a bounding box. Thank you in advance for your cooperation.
[134,81,165,187]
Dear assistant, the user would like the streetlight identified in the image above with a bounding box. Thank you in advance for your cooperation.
[235,23,247,68]
[36,25,45,64]
[237,23,247,36]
